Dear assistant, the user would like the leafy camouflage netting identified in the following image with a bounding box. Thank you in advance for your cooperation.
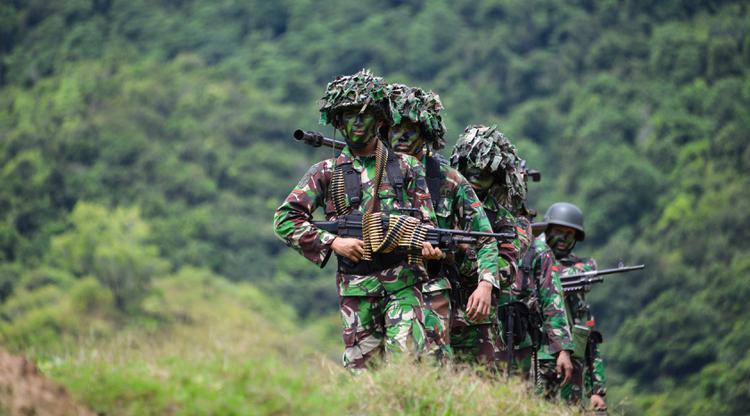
[319,69,390,126]
[386,83,447,150]
[450,124,526,207]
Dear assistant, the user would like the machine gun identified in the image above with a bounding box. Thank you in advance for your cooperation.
[313,212,515,254]
[293,129,345,150]
[519,159,541,219]
[560,263,645,293]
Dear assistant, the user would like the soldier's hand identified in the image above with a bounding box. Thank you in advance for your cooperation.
[590,394,606,410]
[556,350,574,384]
[466,280,492,321]
[331,237,365,262]
[421,242,445,260]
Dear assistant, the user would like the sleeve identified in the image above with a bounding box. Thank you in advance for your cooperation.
[492,206,519,289]
[273,161,337,266]
[454,176,500,288]
[538,251,574,354]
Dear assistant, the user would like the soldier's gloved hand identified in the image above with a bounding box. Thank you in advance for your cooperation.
[331,237,365,262]
[556,350,574,384]
[421,242,445,260]
[590,394,606,410]
[466,280,492,321]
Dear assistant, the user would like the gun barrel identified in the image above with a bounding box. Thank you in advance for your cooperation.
[430,228,515,240]
[293,129,346,150]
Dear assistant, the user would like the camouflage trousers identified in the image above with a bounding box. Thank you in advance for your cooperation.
[450,324,498,369]
[536,357,590,405]
[340,285,428,370]
[559,357,585,404]
[449,288,499,370]
[422,288,453,362]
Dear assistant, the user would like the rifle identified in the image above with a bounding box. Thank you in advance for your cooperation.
[560,264,645,293]
[313,212,515,253]
[293,129,345,150]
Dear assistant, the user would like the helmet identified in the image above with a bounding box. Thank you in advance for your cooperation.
[450,124,526,208]
[319,69,390,126]
[544,202,585,241]
[386,83,447,150]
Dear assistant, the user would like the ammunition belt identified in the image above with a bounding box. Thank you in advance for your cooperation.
[362,212,427,268]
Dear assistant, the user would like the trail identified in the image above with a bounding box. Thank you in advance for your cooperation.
[0,347,94,416]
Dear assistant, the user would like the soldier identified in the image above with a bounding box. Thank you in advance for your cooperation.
[273,70,444,371]
[451,125,573,395]
[542,202,608,411]
[385,84,508,363]
[448,125,520,368]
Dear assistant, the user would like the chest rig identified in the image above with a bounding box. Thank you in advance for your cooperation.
[329,143,410,274]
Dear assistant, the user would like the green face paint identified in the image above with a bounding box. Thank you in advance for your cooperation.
[340,107,379,148]
[388,120,425,156]
[546,226,577,256]
[464,166,495,196]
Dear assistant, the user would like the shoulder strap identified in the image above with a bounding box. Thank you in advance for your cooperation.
[385,148,405,207]
[520,242,538,293]
[331,159,361,215]
[425,155,445,211]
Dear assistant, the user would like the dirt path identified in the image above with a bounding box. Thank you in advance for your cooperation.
[0,347,95,416]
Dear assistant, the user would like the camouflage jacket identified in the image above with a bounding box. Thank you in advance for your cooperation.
[457,187,518,289]
[513,235,573,356]
[424,157,499,294]
[273,145,437,297]
[558,253,607,396]
[455,187,518,326]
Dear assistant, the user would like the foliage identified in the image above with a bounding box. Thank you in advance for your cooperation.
[0,0,748,414]
[36,273,573,416]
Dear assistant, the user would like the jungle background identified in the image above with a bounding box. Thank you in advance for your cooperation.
[1,0,749,414]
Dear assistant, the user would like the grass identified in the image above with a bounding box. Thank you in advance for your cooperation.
[18,269,575,415]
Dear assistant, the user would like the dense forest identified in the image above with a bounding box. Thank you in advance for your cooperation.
[1,0,748,414]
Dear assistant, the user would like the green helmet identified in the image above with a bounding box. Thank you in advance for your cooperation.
[450,124,526,208]
[544,202,585,241]
[319,69,390,126]
[386,83,447,150]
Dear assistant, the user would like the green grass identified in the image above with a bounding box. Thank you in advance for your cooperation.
[16,270,575,415]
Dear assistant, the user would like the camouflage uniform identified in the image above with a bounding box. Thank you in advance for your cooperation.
[385,85,500,361]
[558,254,607,404]
[450,125,519,367]
[512,235,575,398]
[273,70,438,370]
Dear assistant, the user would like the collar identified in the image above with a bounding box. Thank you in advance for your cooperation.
[337,145,374,171]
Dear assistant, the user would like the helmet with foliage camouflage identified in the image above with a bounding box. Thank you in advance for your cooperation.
[450,124,526,209]
[319,69,390,126]
[386,83,447,150]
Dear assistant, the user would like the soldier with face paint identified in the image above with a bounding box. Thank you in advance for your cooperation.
[273,70,444,371]
[447,125,523,368]
[451,125,574,390]
[542,203,607,412]
[385,84,507,364]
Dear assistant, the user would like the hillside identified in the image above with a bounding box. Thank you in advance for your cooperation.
[1,269,573,415]
[1,1,748,414]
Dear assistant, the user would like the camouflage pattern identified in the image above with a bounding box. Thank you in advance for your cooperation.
[448,125,522,367]
[341,285,427,369]
[386,84,447,149]
[450,124,527,211]
[450,299,499,368]
[558,254,607,401]
[319,69,390,126]
[273,144,437,370]
[504,236,573,381]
